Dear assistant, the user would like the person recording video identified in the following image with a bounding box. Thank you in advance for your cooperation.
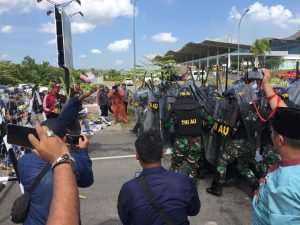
[17,119,94,225]
[108,85,128,124]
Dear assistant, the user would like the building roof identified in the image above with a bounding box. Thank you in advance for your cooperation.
[159,40,252,63]
[284,30,300,41]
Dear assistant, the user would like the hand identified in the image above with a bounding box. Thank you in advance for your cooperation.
[78,134,89,149]
[28,125,69,164]
[261,68,271,85]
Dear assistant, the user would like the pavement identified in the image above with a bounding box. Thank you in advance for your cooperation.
[0,104,253,225]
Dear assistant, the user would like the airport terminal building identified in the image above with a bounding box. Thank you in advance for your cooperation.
[164,31,300,70]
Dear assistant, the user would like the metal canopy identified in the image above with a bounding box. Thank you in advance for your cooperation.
[161,40,252,63]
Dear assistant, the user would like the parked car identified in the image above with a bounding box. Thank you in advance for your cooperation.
[123,78,134,86]
[277,70,296,79]
[228,68,238,74]
[191,70,207,81]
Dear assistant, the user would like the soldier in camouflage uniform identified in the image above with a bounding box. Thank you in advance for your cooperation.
[207,81,282,197]
[165,85,214,179]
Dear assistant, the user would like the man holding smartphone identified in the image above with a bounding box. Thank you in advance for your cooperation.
[18,119,94,225]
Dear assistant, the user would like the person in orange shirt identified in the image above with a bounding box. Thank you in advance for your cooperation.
[108,85,128,124]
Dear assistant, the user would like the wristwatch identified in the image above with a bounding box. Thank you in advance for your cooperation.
[52,154,75,171]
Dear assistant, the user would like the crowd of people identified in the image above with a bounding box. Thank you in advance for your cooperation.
[1,69,300,225]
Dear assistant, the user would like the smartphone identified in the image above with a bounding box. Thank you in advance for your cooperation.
[7,124,39,149]
[66,135,83,145]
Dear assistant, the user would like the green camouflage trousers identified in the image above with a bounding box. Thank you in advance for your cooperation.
[171,136,204,179]
[216,139,257,185]
[255,145,280,177]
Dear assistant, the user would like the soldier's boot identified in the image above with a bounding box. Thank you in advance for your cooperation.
[206,178,223,197]
[196,160,206,179]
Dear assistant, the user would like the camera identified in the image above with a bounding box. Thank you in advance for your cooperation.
[245,68,264,83]
[112,85,119,93]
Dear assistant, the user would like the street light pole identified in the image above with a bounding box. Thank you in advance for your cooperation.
[237,8,249,80]
[133,0,139,91]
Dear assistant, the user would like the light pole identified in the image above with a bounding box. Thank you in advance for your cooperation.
[237,8,249,80]
[133,0,139,91]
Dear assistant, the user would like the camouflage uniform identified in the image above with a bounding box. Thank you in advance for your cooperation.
[169,111,214,179]
[255,145,280,177]
[216,139,257,185]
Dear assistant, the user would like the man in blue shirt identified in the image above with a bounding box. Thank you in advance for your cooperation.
[18,119,94,225]
[252,69,300,225]
[58,89,96,134]
[118,130,200,225]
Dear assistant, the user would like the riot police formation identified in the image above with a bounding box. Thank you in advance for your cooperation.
[132,68,300,197]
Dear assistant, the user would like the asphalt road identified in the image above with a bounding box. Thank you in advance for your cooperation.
[0,106,252,225]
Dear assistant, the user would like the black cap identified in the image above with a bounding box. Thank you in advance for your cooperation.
[272,107,300,140]
[40,119,67,139]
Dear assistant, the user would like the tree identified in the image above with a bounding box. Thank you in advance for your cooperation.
[151,55,177,79]
[265,57,283,70]
[250,39,271,67]
[0,60,22,85]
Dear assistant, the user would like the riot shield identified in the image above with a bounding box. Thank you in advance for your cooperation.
[133,87,150,122]
[233,83,258,152]
[159,83,180,147]
[204,96,239,166]
[132,87,150,134]
[143,90,160,133]
[288,80,300,108]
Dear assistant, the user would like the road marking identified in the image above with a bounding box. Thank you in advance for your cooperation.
[91,152,172,161]
[91,155,136,161]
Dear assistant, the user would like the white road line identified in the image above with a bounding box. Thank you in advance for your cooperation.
[91,155,136,161]
[91,152,171,161]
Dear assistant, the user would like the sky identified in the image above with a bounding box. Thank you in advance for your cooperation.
[0,0,300,70]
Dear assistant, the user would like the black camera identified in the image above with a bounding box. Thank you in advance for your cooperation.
[245,68,264,83]
[112,85,119,93]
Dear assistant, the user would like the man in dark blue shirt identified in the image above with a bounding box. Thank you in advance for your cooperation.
[118,130,200,225]
[58,89,96,134]
[18,119,94,225]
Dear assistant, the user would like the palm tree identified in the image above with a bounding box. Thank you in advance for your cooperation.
[250,38,271,67]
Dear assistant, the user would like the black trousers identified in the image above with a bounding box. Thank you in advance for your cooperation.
[100,105,109,117]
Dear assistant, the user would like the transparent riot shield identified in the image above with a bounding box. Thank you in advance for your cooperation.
[204,96,239,166]
[233,83,258,152]
[143,91,160,133]
[159,84,180,147]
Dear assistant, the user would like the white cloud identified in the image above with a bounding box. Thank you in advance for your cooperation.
[0,0,37,15]
[115,60,124,66]
[107,39,132,53]
[47,38,56,45]
[38,22,55,34]
[68,0,133,25]
[1,25,13,33]
[91,49,102,54]
[1,54,8,59]
[229,2,300,28]
[71,22,96,34]
[79,54,87,58]
[229,6,241,21]
[151,32,178,43]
